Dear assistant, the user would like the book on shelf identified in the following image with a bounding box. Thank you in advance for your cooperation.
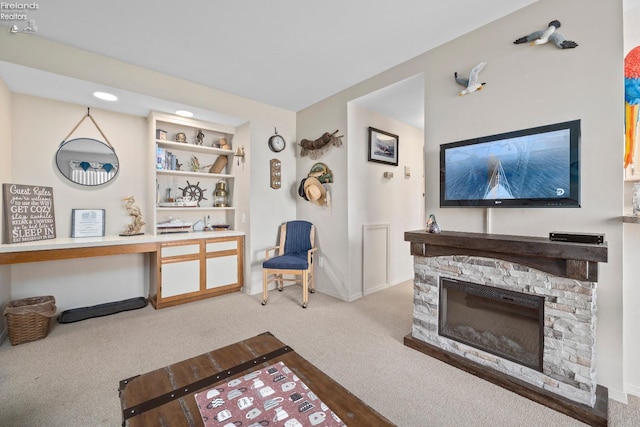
[156,219,192,234]
[156,147,178,171]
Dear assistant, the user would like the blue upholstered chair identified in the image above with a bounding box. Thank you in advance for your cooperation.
[262,220,317,308]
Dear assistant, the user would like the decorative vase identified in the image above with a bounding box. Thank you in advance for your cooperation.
[634,182,640,215]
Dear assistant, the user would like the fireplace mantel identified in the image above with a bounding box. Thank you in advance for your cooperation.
[404,230,608,281]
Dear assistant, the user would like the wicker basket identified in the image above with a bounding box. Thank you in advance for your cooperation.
[4,296,56,346]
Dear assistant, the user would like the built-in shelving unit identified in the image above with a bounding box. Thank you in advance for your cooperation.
[149,112,237,235]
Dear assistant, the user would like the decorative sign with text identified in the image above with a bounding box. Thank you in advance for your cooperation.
[2,183,56,244]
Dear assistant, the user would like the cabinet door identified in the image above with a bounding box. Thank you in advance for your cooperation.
[205,238,239,289]
[160,243,201,298]
[205,255,238,289]
[161,259,201,297]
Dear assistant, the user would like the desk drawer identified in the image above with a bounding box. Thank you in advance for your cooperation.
[161,243,200,258]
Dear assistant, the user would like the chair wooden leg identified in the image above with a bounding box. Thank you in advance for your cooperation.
[302,271,308,308]
[278,274,283,291]
[262,269,268,305]
[309,266,315,293]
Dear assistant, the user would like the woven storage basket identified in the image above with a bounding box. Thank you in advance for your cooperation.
[4,296,56,346]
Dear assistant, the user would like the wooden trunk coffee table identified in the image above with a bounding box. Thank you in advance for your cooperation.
[119,331,394,426]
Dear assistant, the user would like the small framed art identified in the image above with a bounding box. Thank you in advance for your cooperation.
[71,209,105,238]
[368,127,399,166]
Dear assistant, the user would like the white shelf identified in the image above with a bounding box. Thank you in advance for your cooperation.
[151,112,237,236]
[157,169,234,179]
[156,140,233,156]
[157,207,235,211]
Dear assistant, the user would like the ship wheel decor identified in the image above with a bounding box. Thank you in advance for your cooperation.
[179,181,207,206]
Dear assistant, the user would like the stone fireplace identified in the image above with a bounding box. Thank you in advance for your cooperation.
[404,230,608,426]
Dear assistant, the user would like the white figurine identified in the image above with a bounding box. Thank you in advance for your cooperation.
[121,196,145,236]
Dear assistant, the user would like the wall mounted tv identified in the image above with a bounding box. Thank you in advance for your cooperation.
[440,120,580,208]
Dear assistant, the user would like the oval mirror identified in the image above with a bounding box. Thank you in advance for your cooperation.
[55,138,119,186]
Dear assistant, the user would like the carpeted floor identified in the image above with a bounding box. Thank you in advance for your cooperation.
[0,280,638,426]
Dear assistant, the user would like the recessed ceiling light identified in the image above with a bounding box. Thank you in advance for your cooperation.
[176,110,194,118]
[93,91,118,101]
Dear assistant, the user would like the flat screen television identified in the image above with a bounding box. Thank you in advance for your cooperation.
[440,120,580,208]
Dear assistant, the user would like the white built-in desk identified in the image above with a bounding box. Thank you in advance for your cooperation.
[0,231,245,308]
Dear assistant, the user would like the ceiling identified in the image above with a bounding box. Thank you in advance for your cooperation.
[0,1,540,128]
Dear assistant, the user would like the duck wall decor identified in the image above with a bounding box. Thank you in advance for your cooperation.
[454,62,486,96]
[426,214,441,234]
[513,20,578,49]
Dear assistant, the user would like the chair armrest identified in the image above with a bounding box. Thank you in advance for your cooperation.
[265,245,280,260]
[308,247,318,263]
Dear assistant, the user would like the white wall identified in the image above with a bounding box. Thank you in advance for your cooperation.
[423,0,624,400]
[0,78,12,336]
[299,0,627,400]
[7,95,149,310]
[297,103,351,298]
[623,2,640,398]
[12,95,147,236]
[346,104,424,298]
[0,31,297,304]
[296,88,425,302]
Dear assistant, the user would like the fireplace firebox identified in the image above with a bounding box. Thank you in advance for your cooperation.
[438,277,545,372]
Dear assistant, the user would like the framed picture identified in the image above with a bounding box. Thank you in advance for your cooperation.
[368,127,399,166]
[71,209,105,238]
[2,183,56,244]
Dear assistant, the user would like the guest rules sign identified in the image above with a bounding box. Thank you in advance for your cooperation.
[2,183,56,244]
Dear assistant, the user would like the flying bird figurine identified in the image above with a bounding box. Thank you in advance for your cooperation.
[454,62,486,96]
[514,20,578,49]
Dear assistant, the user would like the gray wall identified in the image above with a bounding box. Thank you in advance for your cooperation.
[424,0,623,398]
[298,0,626,399]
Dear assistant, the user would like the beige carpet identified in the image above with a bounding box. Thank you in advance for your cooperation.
[0,280,638,426]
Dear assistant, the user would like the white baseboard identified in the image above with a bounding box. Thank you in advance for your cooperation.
[318,287,359,302]
[608,387,628,404]
[624,383,640,400]
[247,277,411,301]
[363,283,388,296]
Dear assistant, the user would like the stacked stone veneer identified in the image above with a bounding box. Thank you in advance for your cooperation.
[412,255,597,407]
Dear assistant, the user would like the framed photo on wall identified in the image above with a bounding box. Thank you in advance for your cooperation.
[368,127,399,166]
[2,183,56,244]
[71,209,105,238]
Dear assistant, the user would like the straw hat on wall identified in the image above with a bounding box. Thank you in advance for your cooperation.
[303,177,327,206]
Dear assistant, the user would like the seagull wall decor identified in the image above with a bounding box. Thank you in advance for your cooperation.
[513,20,578,49]
[454,61,486,96]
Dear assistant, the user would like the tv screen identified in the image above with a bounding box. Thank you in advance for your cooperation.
[440,120,580,207]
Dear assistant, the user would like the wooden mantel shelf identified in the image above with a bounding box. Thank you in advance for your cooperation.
[404,230,608,281]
